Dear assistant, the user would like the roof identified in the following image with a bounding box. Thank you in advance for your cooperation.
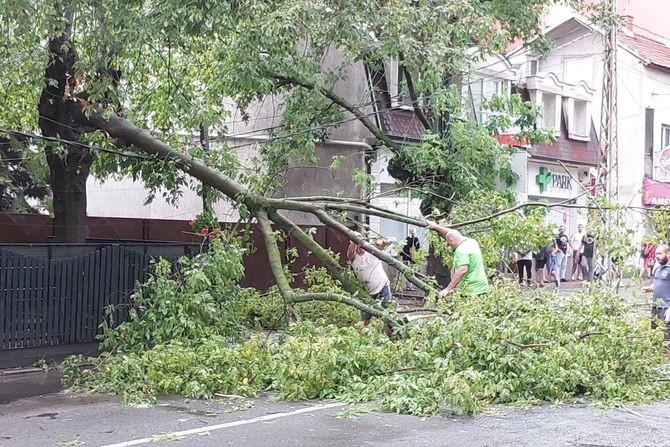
[533,117,599,166]
[380,108,424,141]
[618,32,670,72]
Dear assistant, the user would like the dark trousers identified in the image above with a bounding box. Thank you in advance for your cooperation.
[651,306,670,340]
[517,260,532,284]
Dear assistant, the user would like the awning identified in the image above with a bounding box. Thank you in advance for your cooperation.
[494,133,529,148]
[642,177,670,206]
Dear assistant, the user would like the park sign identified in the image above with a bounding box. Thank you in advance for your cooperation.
[530,164,575,198]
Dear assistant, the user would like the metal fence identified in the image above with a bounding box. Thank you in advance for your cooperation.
[0,244,197,351]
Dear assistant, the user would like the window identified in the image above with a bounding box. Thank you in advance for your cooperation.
[542,93,559,132]
[466,78,511,124]
[565,57,594,87]
[467,79,484,123]
[645,108,654,177]
[529,60,539,76]
[385,58,421,109]
[566,98,590,141]
[663,124,670,148]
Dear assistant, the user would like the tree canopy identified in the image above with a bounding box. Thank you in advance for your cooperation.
[1,0,580,233]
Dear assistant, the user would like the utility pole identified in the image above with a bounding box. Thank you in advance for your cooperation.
[597,0,619,284]
[598,0,618,202]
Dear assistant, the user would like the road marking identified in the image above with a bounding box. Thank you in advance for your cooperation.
[99,402,347,447]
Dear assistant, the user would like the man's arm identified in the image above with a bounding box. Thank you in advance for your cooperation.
[346,241,358,263]
[438,265,468,298]
[374,238,391,251]
[426,221,450,240]
[643,276,655,292]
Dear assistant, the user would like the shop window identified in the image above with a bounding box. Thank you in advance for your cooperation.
[663,124,670,148]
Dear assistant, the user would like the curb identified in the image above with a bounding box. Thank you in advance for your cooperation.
[0,367,47,377]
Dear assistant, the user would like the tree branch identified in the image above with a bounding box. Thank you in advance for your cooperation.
[399,57,433,132]
[255,210,292,298]
[272,75,400,152]
[289,292,402,328]
[270,211,367,297]
[313,209,433,292]
[450,192,589,229]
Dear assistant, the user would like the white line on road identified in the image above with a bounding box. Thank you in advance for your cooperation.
[99,402,347,447]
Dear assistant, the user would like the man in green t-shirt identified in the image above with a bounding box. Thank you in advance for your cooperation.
[427,222,490,298]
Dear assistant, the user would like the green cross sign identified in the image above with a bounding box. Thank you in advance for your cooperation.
[536,167,552,193]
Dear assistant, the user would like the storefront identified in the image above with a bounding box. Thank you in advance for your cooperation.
[526,161,593,237]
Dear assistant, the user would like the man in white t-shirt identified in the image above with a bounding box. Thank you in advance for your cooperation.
[570,224,585,281]
[347,236,393,336]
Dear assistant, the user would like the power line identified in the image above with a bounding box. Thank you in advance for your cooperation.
[0,128,158,161]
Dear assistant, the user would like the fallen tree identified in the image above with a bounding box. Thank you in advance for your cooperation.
[66,281,670,415]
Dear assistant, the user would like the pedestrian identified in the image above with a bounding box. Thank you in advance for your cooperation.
[554,225,569,283]
[347,236,393,337]
[643,242,657,279]
[534,245,551,287]
[570,224,585,281]
[400,227,420,291]
[650,243,658,275]
[516,246,533,286]
[639,242,649,278]
[426,222,489,298]
[642,244,670,340]
[581,230,596,282]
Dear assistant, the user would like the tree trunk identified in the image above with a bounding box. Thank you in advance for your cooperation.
[37,12,93,243]
[47,153,91,242]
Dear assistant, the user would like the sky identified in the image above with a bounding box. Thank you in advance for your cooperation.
[547,0,670,40]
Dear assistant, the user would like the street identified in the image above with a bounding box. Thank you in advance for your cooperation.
[1,371,669,447]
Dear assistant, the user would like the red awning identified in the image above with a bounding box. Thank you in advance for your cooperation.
[494,133,529,148]
[642,177,670,206]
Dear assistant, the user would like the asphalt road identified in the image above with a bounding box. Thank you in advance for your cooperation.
[1,374,670,447]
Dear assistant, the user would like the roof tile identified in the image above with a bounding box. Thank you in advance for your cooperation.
[533,118,599,166]
[619,32,670,71]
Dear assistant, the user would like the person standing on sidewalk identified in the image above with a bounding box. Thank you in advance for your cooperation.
[534,245,551,287]
[580,230,596,282]
[570,224,585,281]
[426,222,489,298]
[516,247,533,286]
[642,244,670,340]
[554,226,569,283]
[400,227,420,291]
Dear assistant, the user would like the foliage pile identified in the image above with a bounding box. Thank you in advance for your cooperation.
[66,281,670,416]
[234,267,360,330]
[98,237,249,352]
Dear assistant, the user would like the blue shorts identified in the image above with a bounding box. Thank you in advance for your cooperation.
[361,283,392,321]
